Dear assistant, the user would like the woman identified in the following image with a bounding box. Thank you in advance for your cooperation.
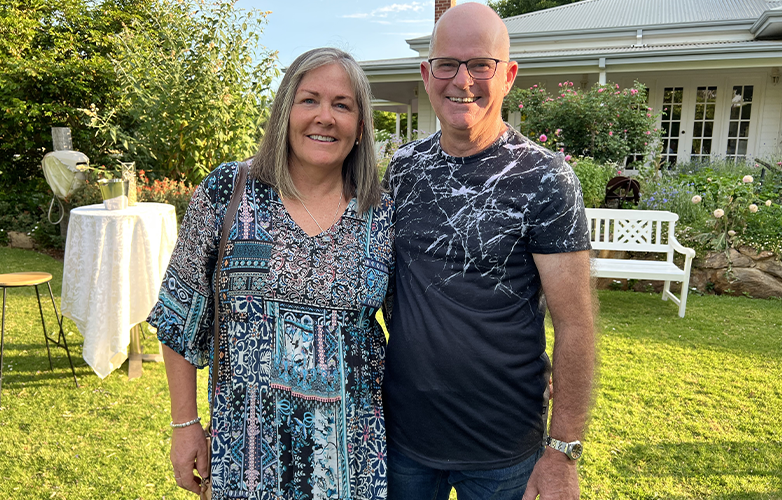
[148,47,394,499]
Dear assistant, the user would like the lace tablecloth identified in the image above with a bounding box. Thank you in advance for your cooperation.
[61,203,178,378]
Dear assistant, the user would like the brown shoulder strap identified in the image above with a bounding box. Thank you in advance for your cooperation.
[208,161,248,431]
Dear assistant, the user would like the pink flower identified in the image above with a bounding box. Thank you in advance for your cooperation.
[630,89,638,95]
[742,175,753,183]
[615,84,619,89]
[518,104,524,109]
[749,204,758,213]
[565,155,572,161]
[713,209,725,218]
[533,84,538,88]
[560,148,564,152]
[609,131,613,136]
[647,107,653,111]
[647,113,651,117]
[624,129,627,133]
[539,134,548,142]
[644,142,647,145]
[691,195,702,204]
[558,83,562,87]
[615,91,620,94]
[598,88,604,93]
[646,131,651,135]
[555,129,562,136]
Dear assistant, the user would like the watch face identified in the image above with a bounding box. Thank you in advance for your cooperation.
[569,443,583,460]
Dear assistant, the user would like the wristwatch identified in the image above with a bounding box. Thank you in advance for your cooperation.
[544,436,583,460]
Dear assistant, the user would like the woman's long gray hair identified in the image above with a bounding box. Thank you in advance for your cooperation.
[251,47,380,214]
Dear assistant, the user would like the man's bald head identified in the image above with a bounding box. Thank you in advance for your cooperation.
[429,3,510,60]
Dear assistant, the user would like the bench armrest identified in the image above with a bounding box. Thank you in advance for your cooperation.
[670,236,696,259]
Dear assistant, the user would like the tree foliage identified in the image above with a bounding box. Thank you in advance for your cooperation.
[0,0,150,190]
[82,0,278,184]
[0,0,277,191]
[488,0,580,19]
[504,81,662,165]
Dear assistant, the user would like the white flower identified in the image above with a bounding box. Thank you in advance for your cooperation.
[728,230,736,237]
[766,200,773,207]
[691,195,702,204]
[742,175,754,183]
[713,209,725,218]
[749,204,758,213]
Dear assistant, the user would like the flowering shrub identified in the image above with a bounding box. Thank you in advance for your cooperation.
[638,158,782,255]
[375,131,429,179]
[504,81,661,165]
[638,176,707,225]
[66,169,196,223]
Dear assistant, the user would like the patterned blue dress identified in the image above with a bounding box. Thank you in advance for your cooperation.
[148,162,394,499]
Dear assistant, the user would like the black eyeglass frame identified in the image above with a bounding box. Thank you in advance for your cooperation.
[427,57,509,80]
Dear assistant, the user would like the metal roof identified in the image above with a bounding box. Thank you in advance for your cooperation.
[504,0,782,34]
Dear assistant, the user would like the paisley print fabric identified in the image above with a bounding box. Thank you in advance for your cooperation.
[148,162,394,499]
[382,127,590,469]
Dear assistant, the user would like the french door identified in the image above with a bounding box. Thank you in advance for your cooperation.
[657,80,758,166]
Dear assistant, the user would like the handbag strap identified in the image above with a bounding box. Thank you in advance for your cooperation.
[207,161,248,433]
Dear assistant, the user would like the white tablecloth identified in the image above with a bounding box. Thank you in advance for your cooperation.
[61,202,178,378]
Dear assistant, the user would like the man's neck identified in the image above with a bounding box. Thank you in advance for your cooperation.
[439,121,508,158]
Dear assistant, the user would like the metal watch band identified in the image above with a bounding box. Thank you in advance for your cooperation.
[545,436,583,460]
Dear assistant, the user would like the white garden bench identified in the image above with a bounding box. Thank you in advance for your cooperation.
[584,208,696,317]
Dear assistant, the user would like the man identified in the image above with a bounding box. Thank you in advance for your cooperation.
[382,3,595,499]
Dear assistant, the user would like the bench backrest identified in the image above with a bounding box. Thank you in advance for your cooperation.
[584,208,678,253]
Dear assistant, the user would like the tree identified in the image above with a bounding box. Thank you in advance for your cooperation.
[373,110,418,140]
[488,0,580,19]
[83,0,278,184]
[0,0,152,191]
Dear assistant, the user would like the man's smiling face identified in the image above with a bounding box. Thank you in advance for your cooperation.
[421,6,516,147]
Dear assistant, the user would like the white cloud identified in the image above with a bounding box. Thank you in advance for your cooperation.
[342,1,433,20]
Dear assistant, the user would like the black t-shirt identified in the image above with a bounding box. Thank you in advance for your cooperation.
[383,127,591,469]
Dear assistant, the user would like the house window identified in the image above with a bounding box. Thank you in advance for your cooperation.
[660,87,683,167]
[690,86,717,163]
[726,85,753,162]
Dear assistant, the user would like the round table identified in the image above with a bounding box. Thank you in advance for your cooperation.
[61,203,178,378]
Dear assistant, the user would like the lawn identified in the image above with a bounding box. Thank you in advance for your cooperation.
[1,246,780,499]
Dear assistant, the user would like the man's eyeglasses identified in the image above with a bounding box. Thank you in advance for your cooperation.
[427,58,508,80]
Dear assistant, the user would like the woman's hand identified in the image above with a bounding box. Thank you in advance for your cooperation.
[170,424,210,494]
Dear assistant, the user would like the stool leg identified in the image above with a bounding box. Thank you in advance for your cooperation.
[35,285,55,371]
[1,287,6,407]
[46,283,78,388]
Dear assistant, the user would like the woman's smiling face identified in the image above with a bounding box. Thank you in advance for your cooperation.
[288,63,361,174]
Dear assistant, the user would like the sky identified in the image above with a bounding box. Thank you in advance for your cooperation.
[235,0,488,77]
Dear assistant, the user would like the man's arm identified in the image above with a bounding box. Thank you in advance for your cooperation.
[523,250,595,500]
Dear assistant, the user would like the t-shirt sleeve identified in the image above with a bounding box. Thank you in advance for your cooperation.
[525,155,592,254]
[147,180,219,368]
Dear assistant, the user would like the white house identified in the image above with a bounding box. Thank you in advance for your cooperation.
[361,0,782,166]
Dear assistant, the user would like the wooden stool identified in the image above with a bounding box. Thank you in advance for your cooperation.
[0,272,79,405]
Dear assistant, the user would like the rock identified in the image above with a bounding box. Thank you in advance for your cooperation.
[726,268,782,298]
[738,246,775,261]
[756,258,782,281]
[8,231,34,249]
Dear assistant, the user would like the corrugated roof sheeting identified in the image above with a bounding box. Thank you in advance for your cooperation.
[509,39,781,58]
[504,0,782,33]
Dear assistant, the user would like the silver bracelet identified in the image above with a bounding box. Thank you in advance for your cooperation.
[170,416,201,428]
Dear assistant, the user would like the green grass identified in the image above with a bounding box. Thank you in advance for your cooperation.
[1,247,781,499]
